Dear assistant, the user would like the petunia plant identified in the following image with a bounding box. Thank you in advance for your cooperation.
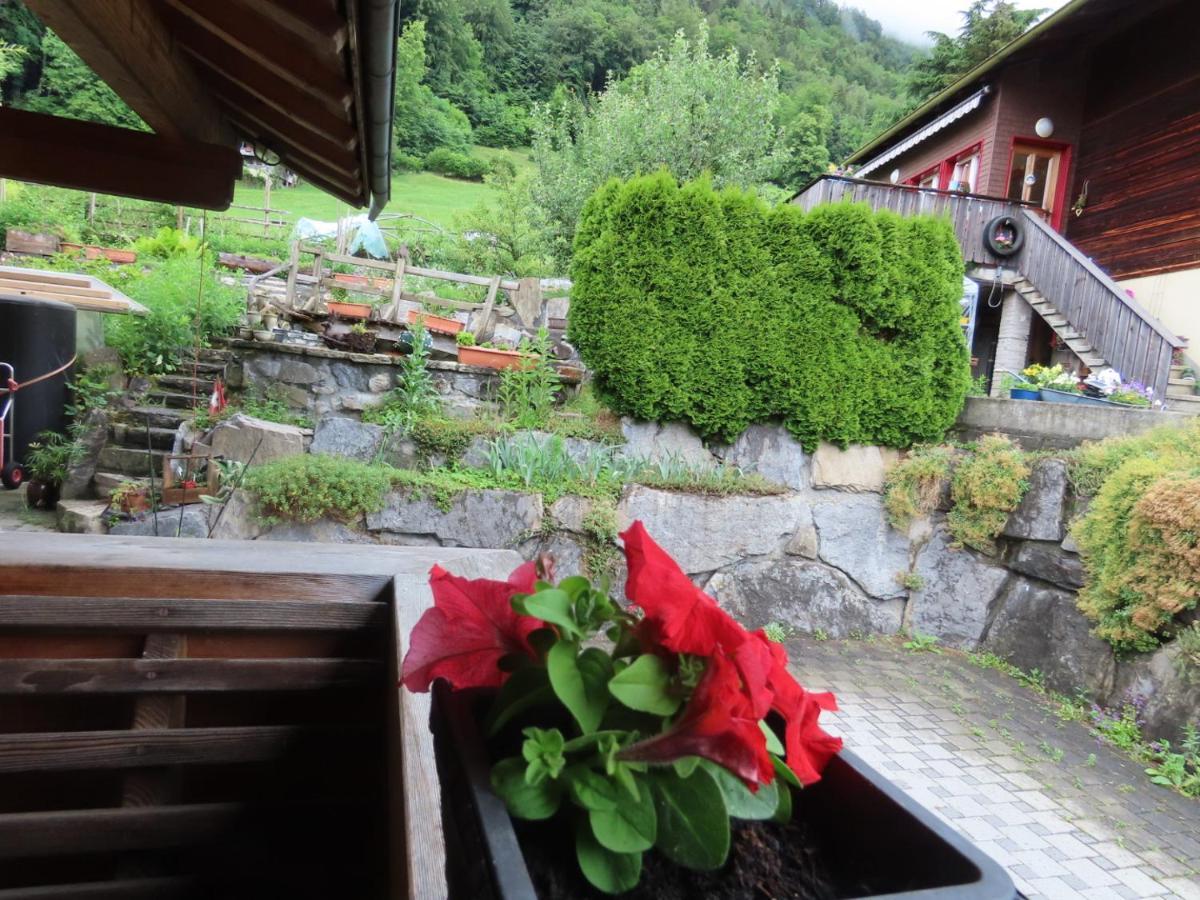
[402,521,842,894]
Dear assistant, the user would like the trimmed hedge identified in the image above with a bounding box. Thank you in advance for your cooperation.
[569,172,970,448]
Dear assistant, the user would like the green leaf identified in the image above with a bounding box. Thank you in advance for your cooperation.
[699,760,778,820]
[608,654,680,716]
[759,720,784,755]
[547,641,612,734]
[521,727,565,786]
[650,767,730,871]
[672,756,700,779]
[483,666,554,737]
[590,775,657,852]
[772,753,802,791]
[772,778,793,824]
[491,757,561,821]
[576,820,642,895]
[565,764,620,812]
[558,575,592,600]
[514,588,579,638]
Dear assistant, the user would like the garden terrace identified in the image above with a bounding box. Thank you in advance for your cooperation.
[0,532,520,898]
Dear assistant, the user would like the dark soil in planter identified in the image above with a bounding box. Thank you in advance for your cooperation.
[519,813,845,900]
[344,331,378,353]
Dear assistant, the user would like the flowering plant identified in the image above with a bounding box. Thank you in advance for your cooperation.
[1021,363,1080,392]
[401,521,841,894]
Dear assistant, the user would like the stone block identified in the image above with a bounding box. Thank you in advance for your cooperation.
[56,499,109,534]
[367,489,543,548]
[908,526,1010,648]
[206,489,266,541]
[784,524,818,559]
[617,486,811,574]
[60,408,108,500]
[1007,540,1085,590]
[109,505,209,538]
[983,575,1115,699]
[209,414,306,465]
[1003,458,1069,541]
[259,519,377,543]
[1110,642,1200,745]
[309,416,384,461]
[550,495,593,534]
[810,442,898,493]
[619,419,715,470]
[276,359,322,385]
[716,424,809,490]
[368,373,393,393]
[707,559,904,638]
[812,493,910,600]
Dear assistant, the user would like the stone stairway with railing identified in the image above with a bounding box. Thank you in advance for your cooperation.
[1166,363,1200,413]
[93,349,231,497]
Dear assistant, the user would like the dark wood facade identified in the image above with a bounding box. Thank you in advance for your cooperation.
[845,0,1199,282]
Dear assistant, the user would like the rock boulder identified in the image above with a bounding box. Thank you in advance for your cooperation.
[810,442,898,493]
[908,526,1010,647]
[367,488,542,548]
[309,416,384,461]
[209,414,307,465]
[1003,458,1068,541]
[812,493,910,599]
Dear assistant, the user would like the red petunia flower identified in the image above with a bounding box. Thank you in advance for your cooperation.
[621,521,749,658]
[401,562,543,693]
[618,652,775,789]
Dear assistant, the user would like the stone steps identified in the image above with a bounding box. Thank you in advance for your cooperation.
[155,373,217,393]
[108,423,178,451]
[97,446,168,478]
[93,471,149,497]
[121,405,189,430]
[146,389,204,410]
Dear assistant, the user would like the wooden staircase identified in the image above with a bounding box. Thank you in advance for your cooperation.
[1013,276,1107,370]
[1167,364,1200,414]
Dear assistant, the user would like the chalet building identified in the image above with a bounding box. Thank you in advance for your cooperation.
[794,0,1196,404]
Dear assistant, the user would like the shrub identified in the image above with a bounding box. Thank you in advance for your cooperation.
[243,454,393,524]
[1075,457,1200,651]
[946,434,1030,554]
[884,444,955,530]
[422,148,489,181]
[105,256,243,375]
[569,172,970,447]
[132,226,202,260]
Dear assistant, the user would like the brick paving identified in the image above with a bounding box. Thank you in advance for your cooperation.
[789,635,1200,900]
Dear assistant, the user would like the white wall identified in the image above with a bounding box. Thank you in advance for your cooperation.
[1118,268,1200,366]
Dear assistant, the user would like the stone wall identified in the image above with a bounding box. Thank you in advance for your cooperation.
[225,340,509,419]
[208,414,1197,745]
[953,396,1193,450]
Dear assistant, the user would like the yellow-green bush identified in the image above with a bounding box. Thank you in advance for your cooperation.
[1075,457,1200,651]
[884,444,955,530]
[243,454,393,524]
[946,435,1030,554]
[569,172,970,448]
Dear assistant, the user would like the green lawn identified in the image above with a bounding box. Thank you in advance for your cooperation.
[235,147,533,230]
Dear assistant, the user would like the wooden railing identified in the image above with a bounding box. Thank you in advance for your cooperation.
[791,176,1183,398]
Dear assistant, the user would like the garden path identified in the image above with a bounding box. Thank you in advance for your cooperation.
[0,486,54,533]
[789,636,1200,900]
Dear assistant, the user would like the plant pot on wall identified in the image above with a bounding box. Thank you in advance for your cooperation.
[408,309,464,335]
[25,479,60,510]
[1008,388,1041,401]
[457,345,533,371]
[344,330,378,354]
[432,686,1017,900]
[327,301,372,321]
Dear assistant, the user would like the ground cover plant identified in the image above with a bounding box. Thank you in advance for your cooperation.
[400,522,842,893]
[570,172,970,449]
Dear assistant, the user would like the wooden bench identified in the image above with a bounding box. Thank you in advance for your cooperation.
[0,534,521,899]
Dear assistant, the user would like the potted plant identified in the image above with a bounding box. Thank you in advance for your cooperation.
[458,340,536,371]
[326,295,372,320]
[999,373,1039,401]
[409,308,465,336]
[404,523,1015,898]
[345,321,378,354]
[261,309,279,331]
[23,430,81,510]
[109,480,151,515]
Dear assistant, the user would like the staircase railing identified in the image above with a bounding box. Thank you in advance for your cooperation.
[790,176,1183,398]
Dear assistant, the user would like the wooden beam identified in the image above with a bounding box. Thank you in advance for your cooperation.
[0,876,199,899]
[0,595,387,632]
[0,803,245,859]
[0,658,382,694]
[0,107,241,210]
[24,0,230,145]
[242,0,348,56]
[0,725,353,773]
[0,276,112,299]
[164,0,351,111]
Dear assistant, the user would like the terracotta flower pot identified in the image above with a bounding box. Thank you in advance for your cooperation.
[101,247,137,264]
[117,491,151,515]
[408,309,464,335]
[327,301,372,320]
[59,241,84,255]
[457,345,534,371]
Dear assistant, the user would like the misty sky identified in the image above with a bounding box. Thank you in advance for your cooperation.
[844,1,1070,45]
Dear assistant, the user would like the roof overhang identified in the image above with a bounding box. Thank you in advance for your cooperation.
[4,0,398,215]
[855,87,991,178]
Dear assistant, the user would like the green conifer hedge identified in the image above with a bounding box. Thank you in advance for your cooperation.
[569,172,971,448]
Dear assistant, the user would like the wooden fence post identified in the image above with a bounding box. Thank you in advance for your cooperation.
[512,277,543,329]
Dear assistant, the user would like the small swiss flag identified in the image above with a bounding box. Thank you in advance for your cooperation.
[209,378,227,416]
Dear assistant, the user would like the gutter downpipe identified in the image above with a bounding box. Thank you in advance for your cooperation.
[360,0,399,220]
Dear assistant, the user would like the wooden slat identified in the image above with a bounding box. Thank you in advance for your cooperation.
[0,802,245,859]
[0,269,91,288]
[0,289,133,314]
[0,276,112,299]
[0,596,387,633]
[0,876,198,899]
[0,658,381,694]
[0,725,346,773]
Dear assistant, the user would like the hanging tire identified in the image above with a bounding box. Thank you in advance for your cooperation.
[983,215,1024,257]
[1,463,25,490]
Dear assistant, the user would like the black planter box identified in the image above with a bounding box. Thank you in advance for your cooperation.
[431,684,1017,899]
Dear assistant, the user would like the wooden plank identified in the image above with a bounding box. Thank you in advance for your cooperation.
[0,802,245,859]
[0,876,199,899]
[248,0,348,55]
[0,596,387,632]
[23,0,230,144]
[0,107,241,211]
[0,269,90,288]
[0,658,382,694]
[0,277,112,299]
[0,289,134,314]
[0,725,346,773]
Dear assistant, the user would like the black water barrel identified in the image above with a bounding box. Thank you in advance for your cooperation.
[0,295,76,467]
